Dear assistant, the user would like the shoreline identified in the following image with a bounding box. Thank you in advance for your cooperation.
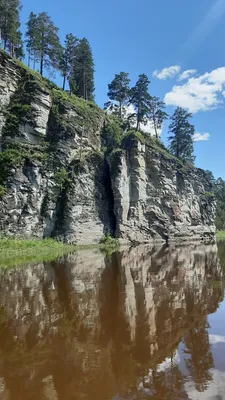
[0,237,118,268]
[0,234,222,268]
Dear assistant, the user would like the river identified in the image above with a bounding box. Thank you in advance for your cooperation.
[0,242,225,399]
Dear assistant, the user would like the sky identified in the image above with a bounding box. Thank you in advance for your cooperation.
[20,0,225,178]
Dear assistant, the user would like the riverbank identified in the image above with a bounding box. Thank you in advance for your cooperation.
[0,236,119,268]
[216,231,225,240]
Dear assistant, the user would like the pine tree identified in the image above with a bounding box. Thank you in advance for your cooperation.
[25,12,39,68]
[107,72,130,119]
[0,0,22,56]
[70,38,94,101]
[147,96,168,138]
[26,12,61,76]
[129,74,151,131]
[59,34,78,91]
[168,107,195,163]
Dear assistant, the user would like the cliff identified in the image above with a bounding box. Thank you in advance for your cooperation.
[0,50,216,244]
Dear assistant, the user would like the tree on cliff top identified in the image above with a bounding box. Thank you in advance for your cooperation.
[25,12,61,76]
[70,38,94,101]
[107,72,131,119]
[59,33,78,91]
[25,12,39,68]
[0,0,23,57]
[129,74,151,131]
[147,96,168,139]
[168,107,195,163]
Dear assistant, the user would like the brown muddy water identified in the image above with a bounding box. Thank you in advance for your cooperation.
[0,242,225,399]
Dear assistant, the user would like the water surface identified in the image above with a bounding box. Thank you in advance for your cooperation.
[0,242,225,399]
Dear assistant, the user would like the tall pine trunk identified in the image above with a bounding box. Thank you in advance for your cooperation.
[40,56,43,76]
[28,49,31,68]
[62,74,66,90]
[119,102,122,119]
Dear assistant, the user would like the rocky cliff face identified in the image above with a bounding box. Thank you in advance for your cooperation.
[0,50,216,244]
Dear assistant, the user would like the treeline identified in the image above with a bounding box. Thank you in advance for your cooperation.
[0,0,94,100]
[105,72,195,163]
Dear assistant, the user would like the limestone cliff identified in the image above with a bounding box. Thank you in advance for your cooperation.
[0,50,216,244]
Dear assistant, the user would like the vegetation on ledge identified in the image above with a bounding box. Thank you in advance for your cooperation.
[0,236,119,268]
[216,231,225,240]
[0,238,77,268]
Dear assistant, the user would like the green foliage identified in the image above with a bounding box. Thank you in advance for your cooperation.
[0,145,46,190]
[147,96,168,138]
[54,168,71,189]
[0,238,77,268]
[0,148,23,184]
[107,72,130,119]
[0,0,22,58]
[0,185,6,197]
[204,191,214,198]
[25,12,39,68]
[2,68,40,144]
[99,233,119,255]
[216,231,225,240]
[200,172,225,231]
[129,74,151,131]
[25,12,61,76]
[168,107,195,163]
[70,38,95,101]
[214,177,225,230]
[121,130,145,148]
[59,33,78,90]
[101,118,123,153]
[50,88,102,131]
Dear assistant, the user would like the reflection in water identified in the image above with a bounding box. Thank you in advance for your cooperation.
[0,243,223,399]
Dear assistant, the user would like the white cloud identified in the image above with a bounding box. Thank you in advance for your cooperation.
[178,69,197,81]
[156,351,180,373]
[209,334,225,344]
[164,66,225,113]
[153,65,181,80]
[193,132,210,142]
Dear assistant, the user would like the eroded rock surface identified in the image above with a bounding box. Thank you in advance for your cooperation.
[0,50,216,244]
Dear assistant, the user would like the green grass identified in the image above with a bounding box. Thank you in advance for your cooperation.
[0,238,77,268]
[0,236,120,268]
[216,231,225,240]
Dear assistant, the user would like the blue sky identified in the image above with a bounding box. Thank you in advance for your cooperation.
[20,0,225,178]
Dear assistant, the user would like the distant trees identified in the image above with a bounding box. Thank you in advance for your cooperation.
[168,107,195,163]
[0,0,23,57]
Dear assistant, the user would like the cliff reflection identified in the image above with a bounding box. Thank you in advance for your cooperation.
[0,243,223,399]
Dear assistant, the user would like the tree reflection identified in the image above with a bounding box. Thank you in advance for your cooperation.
[183,320,214,392]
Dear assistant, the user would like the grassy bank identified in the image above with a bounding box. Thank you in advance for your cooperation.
[216,231,225,240]
[0,236,119,268]
[0,238,78,268]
